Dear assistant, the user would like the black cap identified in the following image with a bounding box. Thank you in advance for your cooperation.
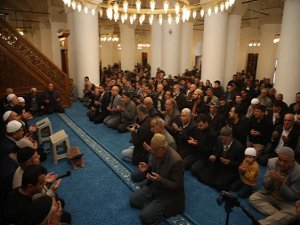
[17,147,35,164]
[24,196,53,225]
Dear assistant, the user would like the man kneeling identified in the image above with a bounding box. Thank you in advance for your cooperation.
[129,133,185,225]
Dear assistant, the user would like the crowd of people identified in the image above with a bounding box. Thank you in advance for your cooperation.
[0,65,300,225]
[0,83,68,225]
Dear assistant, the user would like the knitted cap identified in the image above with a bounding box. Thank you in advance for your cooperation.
[7,93,16,102]
[24,196,53,225]
[6,120,22,133]
[251,98,259,105]
[17,147,35,164]
[245,147,256,157]
[3,110,12,122]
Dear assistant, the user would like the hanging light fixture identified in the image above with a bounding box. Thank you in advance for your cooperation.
[168,14,172,24]
[150,0,156,12]
[273,34,280,44]
[163,0,169,13]
[123,0,128,13]
[159,14,163,25]
[63,0,236,25]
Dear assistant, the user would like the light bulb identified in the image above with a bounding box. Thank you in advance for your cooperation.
[164,1,169,13]
[200,9,204,17]
[176,14,180,24]
[123,0,128,13]
[168,14,172,24]
[84,7,88,14]
[71,1,76,10]
[77,4,82,12]
[113,2,119,14]
[193,10,197,19]
[159,14,163,25]
[150,0,156,12]
[136,0,141,12]
[207,7,212,16]
[149,14,153,25]
[99,8,103,17]
[91,8,95,16]
[214,6,218,14]
[175,2,180,15]
[220,3,225,12]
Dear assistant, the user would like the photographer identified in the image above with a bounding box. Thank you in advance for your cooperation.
[250,147,300,225]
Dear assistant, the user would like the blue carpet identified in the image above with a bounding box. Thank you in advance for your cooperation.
[36,101,266,225]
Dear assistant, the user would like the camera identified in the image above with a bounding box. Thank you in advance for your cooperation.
[217,191,240,208]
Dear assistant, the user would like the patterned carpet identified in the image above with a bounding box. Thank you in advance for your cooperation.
[37,101,265,225]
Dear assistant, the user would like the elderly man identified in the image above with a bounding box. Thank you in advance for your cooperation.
[249,147,300,225]
[130,133,185,225]
[42,83,65,114]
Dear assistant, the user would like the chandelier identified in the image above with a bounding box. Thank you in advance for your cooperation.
[273,34,280,44]
[248,40,260,47]
[100,34,120,42]
[62,0,236,25]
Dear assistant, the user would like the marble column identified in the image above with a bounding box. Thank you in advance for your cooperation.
[68,10,100,97]
[224,15,242,85]
[162,19,181,76]
[39,21,53,60]
[202,12,228,84]
[180,22,193,73]
[51,21,67,69]
[256,24,281,80]
[274,0,300,104]
[150,18,163,77]
[119,23,136,71]
[100,27,114,68]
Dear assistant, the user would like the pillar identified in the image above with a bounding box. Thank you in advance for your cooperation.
[162,19,181,76]
[100,27,114,68]
[256,24,281,80]
[224,15,242,85]
[68,10,100,97]
[51,21,67,69]
[150,18,163,77]
[180,22,193,73]
[119,23,136,71]
[39,21,53,60]
[202,12,228,84]
[274,0,300,104]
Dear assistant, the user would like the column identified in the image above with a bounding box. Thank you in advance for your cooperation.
[150,18,163,77]
[68,10,100,97]
[39,21,53,60]
[119,23,136,71]
[202,12,228,83]
[100,27,114,68]
[224,15,242,85]
[256,24,281,80]
[162,19,181,76]
[274,0,300,104]
[51,21,67,69]
[180,22,193,73]
[32,29,41,50]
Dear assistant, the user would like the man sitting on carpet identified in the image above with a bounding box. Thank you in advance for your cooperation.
[129,133,185,225]
[249,147,300,225]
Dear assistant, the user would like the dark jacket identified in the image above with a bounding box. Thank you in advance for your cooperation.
[148,147,185,217]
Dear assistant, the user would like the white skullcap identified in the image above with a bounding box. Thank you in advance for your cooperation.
[7,94,16,102]
[31,87,37,92]
[6,120,22,133]
[3,111,12,122]
[17,97,25,103]
[245,147,256,157]
[251,98,259,105]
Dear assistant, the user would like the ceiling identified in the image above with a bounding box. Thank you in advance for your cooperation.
[0,0,283,36]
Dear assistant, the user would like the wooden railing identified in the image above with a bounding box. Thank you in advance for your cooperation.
[0,18,70,107]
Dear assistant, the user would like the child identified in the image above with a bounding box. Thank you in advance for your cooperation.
[230,147,260,198]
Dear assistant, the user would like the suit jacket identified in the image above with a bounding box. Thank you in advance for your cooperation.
[174,92,187,111]
[261,158,300,202]
[271,125,300,150]
[149,147,185,217]
[132,116,153,165]
[214,137,244,172]
[98,92,110,113]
